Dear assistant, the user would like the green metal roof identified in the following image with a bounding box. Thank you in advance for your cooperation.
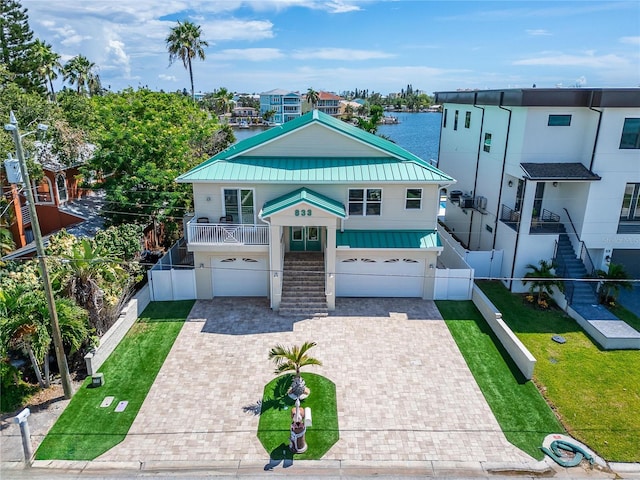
[260,187,347,219]
[336,230,442,249]
[176,110,454,184]
[177,157,452,184]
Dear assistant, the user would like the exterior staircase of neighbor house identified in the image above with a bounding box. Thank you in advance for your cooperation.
[554,230,598,305]
[279,252,328,317]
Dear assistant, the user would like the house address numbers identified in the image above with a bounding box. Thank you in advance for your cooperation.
[294,209,312,217]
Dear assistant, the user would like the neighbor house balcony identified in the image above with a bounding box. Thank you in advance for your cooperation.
[500,205,563,234]
[186,217,269,247]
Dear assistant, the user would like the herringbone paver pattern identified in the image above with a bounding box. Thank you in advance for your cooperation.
[97,298,533,464]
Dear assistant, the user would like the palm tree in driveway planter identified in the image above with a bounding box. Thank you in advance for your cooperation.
[269,341,322,399]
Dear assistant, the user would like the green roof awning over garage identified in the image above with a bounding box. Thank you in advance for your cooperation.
[260,187,347,218]
[336,230,441,249]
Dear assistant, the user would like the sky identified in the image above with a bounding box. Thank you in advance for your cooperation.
[24,0,640,96]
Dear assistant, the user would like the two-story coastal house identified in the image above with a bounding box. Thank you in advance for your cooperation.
[176,110,454,315]
[434,88,640,302]
[259,89,302,124]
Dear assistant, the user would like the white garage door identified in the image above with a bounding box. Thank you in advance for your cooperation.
[212,256,268,296]
[336,256,424,297]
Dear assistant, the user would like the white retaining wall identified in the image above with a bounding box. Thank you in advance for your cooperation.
[84,284,151,376]
[471,285,537,380]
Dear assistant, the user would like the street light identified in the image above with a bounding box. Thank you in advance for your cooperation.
[4,111,73,399]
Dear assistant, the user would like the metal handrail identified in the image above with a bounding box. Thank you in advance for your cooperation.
[187,220,269,245]
[562,208,596,276]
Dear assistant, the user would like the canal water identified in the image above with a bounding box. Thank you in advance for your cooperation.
[232,112,442,164]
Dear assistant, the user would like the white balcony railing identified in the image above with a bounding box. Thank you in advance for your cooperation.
[187,220,269,246]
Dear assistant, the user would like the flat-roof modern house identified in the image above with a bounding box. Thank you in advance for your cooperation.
[259,89,302,124]
[434,88,640,348]
[176,110,454,315]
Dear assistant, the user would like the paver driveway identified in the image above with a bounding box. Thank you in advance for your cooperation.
[98,298,533,464]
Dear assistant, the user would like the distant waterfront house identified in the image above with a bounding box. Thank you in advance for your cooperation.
[175,110,454,314]
[303,91,342,116]
[259,89,302,124]
[434,88,640,297]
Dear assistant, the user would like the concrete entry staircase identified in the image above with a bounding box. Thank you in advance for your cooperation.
[554,230,640,349]
[279,252,328,317]
[554,232,598,305]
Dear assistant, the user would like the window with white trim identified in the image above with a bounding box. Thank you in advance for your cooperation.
[348,188,382,216]
[405,188,422,209]
[620,118,640,149]
[483,133,492,153]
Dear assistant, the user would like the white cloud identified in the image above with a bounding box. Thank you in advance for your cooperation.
[215,48,284,61]
[526,29,552,36]
[202,19,275,42]
[325,1,362,14]
[514,52,629,69]
[620,36,640,45]
[158,74,178,81]
[292,48,394,61]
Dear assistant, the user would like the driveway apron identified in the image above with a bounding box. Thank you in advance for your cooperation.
[97,298,533,464]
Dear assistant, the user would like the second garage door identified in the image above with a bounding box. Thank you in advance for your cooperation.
[336,256,424,297]
[212,256,268,296]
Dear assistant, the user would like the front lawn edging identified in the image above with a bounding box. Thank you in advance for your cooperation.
[472,284,536,379]
[84,285,151,376]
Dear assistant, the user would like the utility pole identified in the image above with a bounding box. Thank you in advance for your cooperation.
[5,111,74,399]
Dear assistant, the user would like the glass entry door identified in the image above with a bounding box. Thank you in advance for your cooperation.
[290,226,321,251]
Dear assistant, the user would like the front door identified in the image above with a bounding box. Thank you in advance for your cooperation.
[290,226,321,251]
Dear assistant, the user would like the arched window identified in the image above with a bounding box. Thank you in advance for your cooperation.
[56,174,68,204]
[34,177,54,204]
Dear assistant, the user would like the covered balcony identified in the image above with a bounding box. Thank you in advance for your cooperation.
[500,205,562,234]
[186,217,269,246]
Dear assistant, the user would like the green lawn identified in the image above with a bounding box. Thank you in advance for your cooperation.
[257,373,338,460]
[35,300,194,460]
[477,281,640,462]
[437,300,564,459]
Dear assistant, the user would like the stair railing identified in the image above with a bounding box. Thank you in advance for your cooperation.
[562,208,598,300]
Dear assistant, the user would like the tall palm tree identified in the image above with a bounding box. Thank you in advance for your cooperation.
[63,54,98,95]
[269,341,322,398]
[32,39,61,101]
[592,263,632,305]
[522,259,564,304]
[166,20,208,102]
[306,88,319,110]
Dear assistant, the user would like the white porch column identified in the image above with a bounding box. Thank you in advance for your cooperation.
[325,226,336,310]
[269,225,282,310]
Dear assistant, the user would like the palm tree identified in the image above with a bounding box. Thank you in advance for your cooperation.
[268,341,322,398]
[213,87,234,116]
[0,286,89,388]
[306,88,319,110]
[63,55,99,95]
[166,20,208,102]
[32,39,61,101]
[592,263,633,305]
[56,238,127,334]
[522,259,564,305]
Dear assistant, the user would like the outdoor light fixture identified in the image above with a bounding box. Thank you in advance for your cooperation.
[508,180,513,187]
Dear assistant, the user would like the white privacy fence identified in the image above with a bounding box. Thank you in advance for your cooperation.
[148,239,196,301]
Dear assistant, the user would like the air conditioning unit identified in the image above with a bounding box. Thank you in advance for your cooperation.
[474,196,487,211]
[449,190,463,203]
[460,196,474,208]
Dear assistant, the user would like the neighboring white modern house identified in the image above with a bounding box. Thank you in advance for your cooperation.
[434,88,640,298]
[259,89,302,124]
[175,110,455,314]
